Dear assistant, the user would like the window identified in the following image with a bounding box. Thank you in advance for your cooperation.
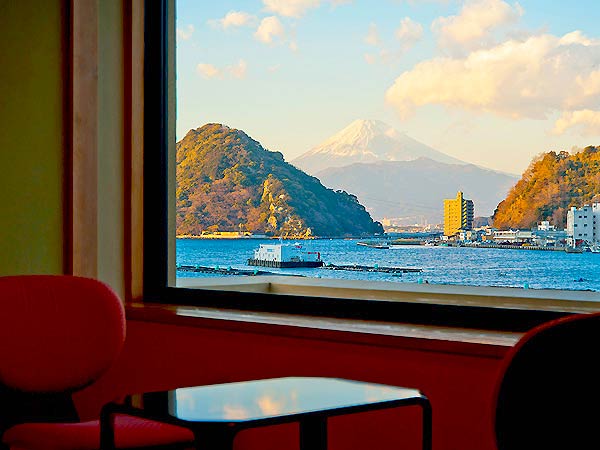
[144,0,600,331]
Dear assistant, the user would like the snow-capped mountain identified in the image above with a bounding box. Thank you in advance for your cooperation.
[292,119,465,174]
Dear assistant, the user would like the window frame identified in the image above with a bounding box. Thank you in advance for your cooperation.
[142,0,592,332]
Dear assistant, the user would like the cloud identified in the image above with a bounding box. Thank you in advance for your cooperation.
[364,53,377,65]
[229,59,248,79]
[196,63,220,79]
[330,0,353,6]
[255,16,285,43]
[395,17,424,50]
[211,11,257,29]
[385,32,600,120]
[268,64,282,72]
[176,25,194,41]
[263,0,320,18]
[365,23,380,46]
[432,0,523,50]
[553,110,600,136]
[196,60,248,80]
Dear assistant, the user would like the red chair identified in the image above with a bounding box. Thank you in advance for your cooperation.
[0,275,194,450]
[493,311,600,450]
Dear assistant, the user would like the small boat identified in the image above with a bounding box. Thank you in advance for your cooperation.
[357,241,389,249]
[565,246,584,254]
[248,243,323,268]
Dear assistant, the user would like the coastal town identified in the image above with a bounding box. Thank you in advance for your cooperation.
[179,190,600,254]
[383,191,600,253]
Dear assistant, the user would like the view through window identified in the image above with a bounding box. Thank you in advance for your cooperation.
[174,0,600,293]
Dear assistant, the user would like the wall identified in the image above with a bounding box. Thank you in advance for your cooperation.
[0,0,65,275]
[75,320,505,450]
[97,0,125,296]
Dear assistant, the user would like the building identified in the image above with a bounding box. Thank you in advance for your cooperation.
[443,191,474,237]
[537,221,556,231]
[493,230,534,244]
[567,203,600,245]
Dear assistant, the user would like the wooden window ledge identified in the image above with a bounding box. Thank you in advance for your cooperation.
[126,302,522,359]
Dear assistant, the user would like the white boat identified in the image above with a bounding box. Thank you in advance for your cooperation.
[565,246,584,254]
[248,243,323,268]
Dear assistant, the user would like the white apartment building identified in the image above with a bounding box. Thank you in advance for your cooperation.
[566,203,600,244]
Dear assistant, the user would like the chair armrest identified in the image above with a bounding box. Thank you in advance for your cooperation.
[99,401,173,450]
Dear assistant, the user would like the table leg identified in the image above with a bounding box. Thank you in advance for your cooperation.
[194,426,236,450]
[417,397,432,450]
[299,416,328,450]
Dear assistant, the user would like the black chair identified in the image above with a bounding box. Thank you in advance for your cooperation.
[493,312,600,450]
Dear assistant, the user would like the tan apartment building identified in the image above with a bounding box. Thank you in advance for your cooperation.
[444,191,474,236]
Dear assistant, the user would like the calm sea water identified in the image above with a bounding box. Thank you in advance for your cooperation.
[176,238,600,293]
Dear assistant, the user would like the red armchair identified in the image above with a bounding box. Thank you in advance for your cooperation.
[493,311,600,450]
[0,275,194,450]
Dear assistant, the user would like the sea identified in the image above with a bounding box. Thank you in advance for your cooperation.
[176,238,600,293]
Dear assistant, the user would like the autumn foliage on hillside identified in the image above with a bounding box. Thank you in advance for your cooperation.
[176,123,383,237]
[493,146,600,229]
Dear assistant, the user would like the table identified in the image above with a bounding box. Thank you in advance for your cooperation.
[101,377,431,450]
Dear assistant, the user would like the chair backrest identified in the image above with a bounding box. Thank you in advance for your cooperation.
[493,312,600,450]
[0,275,126,393]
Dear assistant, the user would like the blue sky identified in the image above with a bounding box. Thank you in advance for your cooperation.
[176,0,600,174]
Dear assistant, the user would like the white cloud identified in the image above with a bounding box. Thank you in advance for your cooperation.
[364,53,376,65]
[329,0,353,6]
[268,64,282,72]
[196,63,220,79]
[385,32,600,120]
[395,17,423,50]
[553,110,600,136]
[255,16,285,43]
[196,61,248,80]
[212,11,257,29]
[176,24,194,41]
[229,59,248,79]
[432,0,523,50]
[263,0,320,18]
[365,23,380,46]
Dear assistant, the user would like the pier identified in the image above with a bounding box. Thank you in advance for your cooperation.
[322,263,422,274]
[451,243,566,251]
[176,265,302,276]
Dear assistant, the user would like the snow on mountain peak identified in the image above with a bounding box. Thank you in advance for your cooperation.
[292,119,464,174]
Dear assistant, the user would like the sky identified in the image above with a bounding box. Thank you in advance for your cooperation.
[176,0,600,175]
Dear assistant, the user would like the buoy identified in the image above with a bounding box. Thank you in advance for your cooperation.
[374,264,379,269]
[227,266,231,271]
[253,269,258,275]
[418,278,423,284]
[523,283,529,289]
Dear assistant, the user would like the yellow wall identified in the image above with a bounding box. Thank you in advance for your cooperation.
[0,0,65,275]
[98,0,125,296]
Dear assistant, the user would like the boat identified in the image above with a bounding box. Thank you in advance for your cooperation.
[248,243,323,268]
[565,246,584,254]
[357,241,389,249]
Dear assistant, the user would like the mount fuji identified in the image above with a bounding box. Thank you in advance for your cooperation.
[292,119,465,175]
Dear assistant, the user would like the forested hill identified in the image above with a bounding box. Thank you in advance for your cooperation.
[493,146,600,229]
[176,123,383,237]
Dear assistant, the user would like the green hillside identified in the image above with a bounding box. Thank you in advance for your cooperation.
[176,123,383,237]
[493,146,600,229]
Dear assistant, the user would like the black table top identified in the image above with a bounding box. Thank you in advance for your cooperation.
[146,377,422,423]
